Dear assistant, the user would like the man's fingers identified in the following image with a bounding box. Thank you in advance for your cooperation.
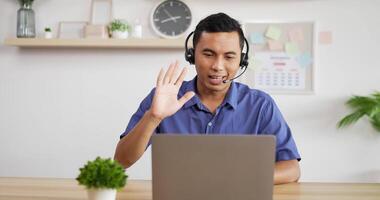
[156,68,164,86]
[178,91,195,106]
[170,61,181,84]
[163,62,176,84]
[174,67,188,86]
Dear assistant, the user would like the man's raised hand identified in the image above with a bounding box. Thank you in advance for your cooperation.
[149,61,195,121]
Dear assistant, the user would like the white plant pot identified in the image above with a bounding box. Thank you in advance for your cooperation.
[112,31,128,39]
[44,32,53,39]
[87,188,117,200]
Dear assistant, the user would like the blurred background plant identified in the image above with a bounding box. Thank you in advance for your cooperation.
[338,92,380,132]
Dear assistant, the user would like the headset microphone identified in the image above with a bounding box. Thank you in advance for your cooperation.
[222,65,248,83]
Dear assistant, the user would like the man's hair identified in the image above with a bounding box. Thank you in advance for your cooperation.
[193,13,245,50]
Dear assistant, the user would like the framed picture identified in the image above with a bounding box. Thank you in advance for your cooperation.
[57,21,88,39]
[90,0,113,25]
[239,21,316,94]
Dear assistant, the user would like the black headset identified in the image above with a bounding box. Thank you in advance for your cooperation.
[184,31,250,69]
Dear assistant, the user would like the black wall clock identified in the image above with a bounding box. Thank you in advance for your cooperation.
[151,0,192,39]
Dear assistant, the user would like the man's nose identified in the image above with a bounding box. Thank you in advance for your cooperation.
[211,56,224,71]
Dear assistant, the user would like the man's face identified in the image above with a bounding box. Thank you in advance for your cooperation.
[194,31,241,94]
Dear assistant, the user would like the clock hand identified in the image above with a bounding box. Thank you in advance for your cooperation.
[161,16,181,23]
[163,9,177,23]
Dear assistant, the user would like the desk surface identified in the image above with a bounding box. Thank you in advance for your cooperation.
[0,177,379,200]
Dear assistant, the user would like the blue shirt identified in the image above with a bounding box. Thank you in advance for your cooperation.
[121,77,301,162]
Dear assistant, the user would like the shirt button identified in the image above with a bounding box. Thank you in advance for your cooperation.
[208,122,212,127]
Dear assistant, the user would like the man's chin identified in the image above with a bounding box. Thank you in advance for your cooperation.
[197,78,230,94]
[204,82,230,93]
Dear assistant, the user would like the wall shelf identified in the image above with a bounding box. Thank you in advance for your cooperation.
[3,38,185,49]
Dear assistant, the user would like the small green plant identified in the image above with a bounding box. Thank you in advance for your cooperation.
[17,0,34,6]
[337,92,380,132]
[44,27,51,32]
[109,19,129,32]
[76,157,128,190]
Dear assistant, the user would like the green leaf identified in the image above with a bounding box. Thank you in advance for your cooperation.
[109,19,129,32]
[76,157,128,189]
[372,91,380,102]
[368,106,380,118]
[346,96,377,110]
[372,91,380,97]
[337,110,366,128]
[338,92,380,132]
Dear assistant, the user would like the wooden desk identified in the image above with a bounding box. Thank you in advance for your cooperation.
[0,177,379,200]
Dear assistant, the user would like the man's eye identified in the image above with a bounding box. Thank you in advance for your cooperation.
[226,56,235,60]
[204,53,213,57]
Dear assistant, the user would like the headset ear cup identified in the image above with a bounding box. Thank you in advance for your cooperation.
[240,53,249,68]
[186,48,195,64]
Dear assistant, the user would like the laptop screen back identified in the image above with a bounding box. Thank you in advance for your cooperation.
[152,134,276,200]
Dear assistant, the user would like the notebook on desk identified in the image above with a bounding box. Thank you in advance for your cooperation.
[151,134,276,200]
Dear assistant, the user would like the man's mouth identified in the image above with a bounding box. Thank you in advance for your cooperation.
[208,75,227,85]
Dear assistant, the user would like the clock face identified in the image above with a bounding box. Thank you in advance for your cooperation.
[151,0,192,38]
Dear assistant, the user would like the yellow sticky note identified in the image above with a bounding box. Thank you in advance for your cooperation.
[265,26,282,40]
[285,42,299,55]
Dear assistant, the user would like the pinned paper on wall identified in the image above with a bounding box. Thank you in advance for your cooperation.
[251,52,306,90]
[319,31,332,44]
[249,32,265,44]
[285,42,300,55]
[296,52,312,68]
[268,40,283,51]
[288,28,304,43]
[241,21,314,94]
[265,26,282,40]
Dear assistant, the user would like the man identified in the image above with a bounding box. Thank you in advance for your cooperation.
[115,13,301,184]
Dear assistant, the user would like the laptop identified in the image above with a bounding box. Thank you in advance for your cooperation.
[152,134,276,200]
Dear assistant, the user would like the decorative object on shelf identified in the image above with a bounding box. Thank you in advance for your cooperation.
[84,0,113,39]
[337,92,380,132]
[58,21,88,39]
[131,19,142,38]
[84,25,109,38]
[132,19,142,38]
[44,27,53,39]
[76,157,128,200]
[16,0,36,38]
[150,0,192,39]
[109,19,129,39]
[90,0,113,25]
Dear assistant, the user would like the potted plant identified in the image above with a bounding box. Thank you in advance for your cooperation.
[76,157,128,200]
[109,19,129,39]
[44,27,53,39]
[337,91,380,132]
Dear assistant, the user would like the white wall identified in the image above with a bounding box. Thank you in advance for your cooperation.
[1,0,380,183]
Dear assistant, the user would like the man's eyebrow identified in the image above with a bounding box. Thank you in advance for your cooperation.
[202,48,237,55]
[202,48,215,53]
[225,51,237,55]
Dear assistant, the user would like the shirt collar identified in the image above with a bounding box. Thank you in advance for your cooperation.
[181,76,238,110]
[222,80,238,110]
